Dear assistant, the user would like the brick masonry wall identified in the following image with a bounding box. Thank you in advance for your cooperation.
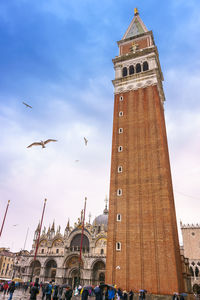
[120,38,148,55]
[106,85,185,294]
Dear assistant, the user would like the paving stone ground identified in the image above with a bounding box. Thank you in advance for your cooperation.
[0,290,95,300]
[0,290,42,300]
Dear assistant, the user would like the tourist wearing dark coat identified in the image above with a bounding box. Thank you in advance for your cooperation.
[129,290,134,300]
[94,286,103,300]
[8,282,15,300]
[53,285,59,300]
[30,282,39,300]
[65,288,73,300]
[82,289,89,300]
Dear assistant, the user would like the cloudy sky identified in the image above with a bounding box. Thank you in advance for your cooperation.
[0,0,200,252]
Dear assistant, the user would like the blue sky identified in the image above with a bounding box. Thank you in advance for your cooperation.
[0,0,200,251]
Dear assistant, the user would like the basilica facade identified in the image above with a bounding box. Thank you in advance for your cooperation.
[15,204,108,287]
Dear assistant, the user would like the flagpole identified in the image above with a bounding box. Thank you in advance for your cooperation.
[78,197,87,286]
[30,198,47,282]
[23,227,29,250]
[0,200,10,238]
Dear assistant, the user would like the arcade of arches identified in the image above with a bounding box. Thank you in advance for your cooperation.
[20,207,108,285]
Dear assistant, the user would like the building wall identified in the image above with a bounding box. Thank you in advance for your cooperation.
[181,224,200,290]
[0,248,14,280]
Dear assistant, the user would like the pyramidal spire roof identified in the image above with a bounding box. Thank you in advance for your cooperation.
[122,8,148,40]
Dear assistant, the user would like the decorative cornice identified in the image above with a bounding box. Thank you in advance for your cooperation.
[181,223,200,229]
[113,72,165,104]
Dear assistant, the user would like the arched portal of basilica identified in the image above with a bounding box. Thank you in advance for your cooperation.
[18,203,108,286]
[44,259,57,281]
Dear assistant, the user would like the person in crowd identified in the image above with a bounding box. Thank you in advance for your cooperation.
[123,291,128,300]
[3,282,9,295]
[53,285,59,300]
[117,288,123,300]
[45,281,53,300]
[129,290,134,300]
[30,281,39,300]
[74,286,79,296]
[24,282,29,293]
[94,286,102,300]
[42,284,46,300]
[139,291,145,300]
[8,281,15,300]
[108,287,115,300]
[81,288,89,300]
[58,285,63,300]
[65,286,73,300]
[172,293,179,300]
[78,285,82,295]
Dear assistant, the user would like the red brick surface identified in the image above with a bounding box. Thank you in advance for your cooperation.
[120,38,148,55]
[106,86,185,294]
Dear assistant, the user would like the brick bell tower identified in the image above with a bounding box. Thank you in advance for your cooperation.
[106,9,185,294]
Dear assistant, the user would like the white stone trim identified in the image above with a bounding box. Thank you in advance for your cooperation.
[119,128,123,134]
[114,74,158,94]
[117,214,121,222]
[118,166,123,173]
[116,242,121,251]
[117,189,122,196]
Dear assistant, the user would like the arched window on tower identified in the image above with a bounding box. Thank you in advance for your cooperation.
[129,65,134,75]
[122,67,128,77]
[195,266,199,277]
[143,61,149,71]
[136,63,141,73]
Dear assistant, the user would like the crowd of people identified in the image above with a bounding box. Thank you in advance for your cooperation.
[0,280,188,300]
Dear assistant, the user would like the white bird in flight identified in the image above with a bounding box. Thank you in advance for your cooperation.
[22,102,32,109]
[27,139,58,148]
[84,137,88,146]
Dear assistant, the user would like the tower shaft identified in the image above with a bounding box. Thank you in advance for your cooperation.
[106,11,185,294]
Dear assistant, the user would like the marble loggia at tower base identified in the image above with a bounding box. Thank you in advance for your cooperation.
[106,9,191,295]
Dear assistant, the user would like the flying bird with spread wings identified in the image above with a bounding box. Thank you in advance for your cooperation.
[84,137,88,146]
[27,139,58,149]
[22,102,32,109]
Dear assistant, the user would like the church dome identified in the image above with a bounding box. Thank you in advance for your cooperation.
[92,200,108,231]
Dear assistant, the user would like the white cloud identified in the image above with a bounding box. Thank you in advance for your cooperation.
[163,67,200,242]
[0,90,112,251]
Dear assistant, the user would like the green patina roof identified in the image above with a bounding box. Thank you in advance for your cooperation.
[126,18,145,38]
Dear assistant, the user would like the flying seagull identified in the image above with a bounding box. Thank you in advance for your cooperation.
[13,224,19,227]
[22,102,32,109]
[75,160,79,162]
[84,137,88,146]
[27,139,58,148]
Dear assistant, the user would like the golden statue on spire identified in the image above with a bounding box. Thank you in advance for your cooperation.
[134,8,139,16]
